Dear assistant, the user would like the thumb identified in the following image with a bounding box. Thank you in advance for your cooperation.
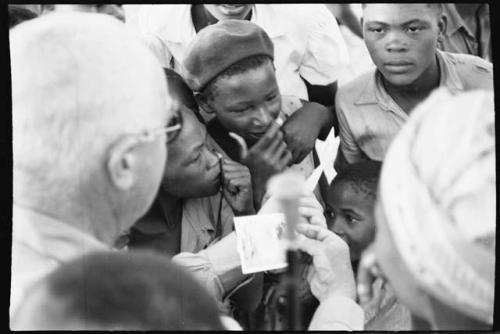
[228,132,248,160]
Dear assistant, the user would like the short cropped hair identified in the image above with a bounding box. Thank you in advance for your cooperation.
[202,54,273,100]
[332,160,382,200]
[362,3,443,18]
[8,5,38,28]
[11,13,167,200]
[43,251,225,330]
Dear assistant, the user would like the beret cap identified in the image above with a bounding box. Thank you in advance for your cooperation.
[181,19,274,92]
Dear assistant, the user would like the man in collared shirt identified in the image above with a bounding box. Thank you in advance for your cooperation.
[334,3,493,172]
[438,3,491,62]
[10,13,174,321]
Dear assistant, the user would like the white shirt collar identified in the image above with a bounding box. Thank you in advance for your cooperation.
[13,204,108,263]
[150,4,288,44]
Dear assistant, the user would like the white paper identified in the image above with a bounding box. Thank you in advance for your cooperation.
[234,213,288,274]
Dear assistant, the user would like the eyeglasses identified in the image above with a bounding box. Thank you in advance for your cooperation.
[138,110,183,144]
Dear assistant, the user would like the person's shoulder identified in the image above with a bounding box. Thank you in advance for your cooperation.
[139,4,192,32]
[263,4,334,28]
[337,70,377,105]
[442,51,493,90]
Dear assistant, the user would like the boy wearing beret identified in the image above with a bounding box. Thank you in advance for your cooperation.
[182,19,328,209]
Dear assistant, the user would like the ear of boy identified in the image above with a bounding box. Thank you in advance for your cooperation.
[194,92,216,114]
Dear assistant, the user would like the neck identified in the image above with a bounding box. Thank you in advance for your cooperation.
[382,54,440,101]
[14,173,117,247]
[160,185,184,225]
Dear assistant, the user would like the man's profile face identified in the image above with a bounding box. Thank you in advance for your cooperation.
[363,4,443,86]
[204,4,253,21]
[162,105,221,198]
[208,61,282,146]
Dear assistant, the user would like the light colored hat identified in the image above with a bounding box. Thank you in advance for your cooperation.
[379,88,495,324]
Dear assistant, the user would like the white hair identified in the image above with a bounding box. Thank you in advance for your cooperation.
[11,13,170,198]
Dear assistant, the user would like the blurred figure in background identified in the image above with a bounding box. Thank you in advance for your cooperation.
[11,251,225,330]
[10,12,173,322]
[362,88,495,330]
[8,5,39,28]
[45,4,125,22]
[438,3,491,62]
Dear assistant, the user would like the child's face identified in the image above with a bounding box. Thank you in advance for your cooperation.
[207,62,282,145]
[325,180,376,262]
[162,105,221,198]
[362,4,443,86]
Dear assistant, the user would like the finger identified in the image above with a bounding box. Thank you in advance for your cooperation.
[295,223,336,243]
[299,195,323,211]
[251,122,281,151]
[309,216,327,229]
[278,149,293,169]
[298,206,324,220]
[228,132,248,160]
[357,251,378,305]
[295,235,328,258]
[272,140,287,157]
[264,132,284,156]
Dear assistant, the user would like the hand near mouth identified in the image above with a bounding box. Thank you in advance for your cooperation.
[220,159,255,216]
[235,122,292,209]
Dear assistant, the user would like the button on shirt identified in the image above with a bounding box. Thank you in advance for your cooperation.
[10,204,108,321]
[123,4,349,101]
[335,50,493,169]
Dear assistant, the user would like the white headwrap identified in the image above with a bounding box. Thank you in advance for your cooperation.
[379,88,495,324]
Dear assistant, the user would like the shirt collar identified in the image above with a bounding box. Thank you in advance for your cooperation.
[13,204,107,263]
[355,49,464,108]
[252,5,288,38]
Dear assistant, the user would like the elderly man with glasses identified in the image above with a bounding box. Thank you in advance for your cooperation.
[10,12,177,322]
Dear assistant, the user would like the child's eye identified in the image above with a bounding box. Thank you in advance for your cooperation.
[346,215,359,225]
[324,209,335,219]
[368,27,385,34]
[266,94,277,102]
[407,26,423,33]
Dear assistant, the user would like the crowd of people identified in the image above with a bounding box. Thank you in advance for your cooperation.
[9,3,495,331]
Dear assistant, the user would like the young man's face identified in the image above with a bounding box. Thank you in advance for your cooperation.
[325,180,376,261]
[362,4,443,86]
[162,105,221,198]
[207,61,282,145]
[204,4,253,21]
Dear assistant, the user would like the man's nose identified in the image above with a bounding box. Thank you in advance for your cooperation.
[331,218,346,237]
[385,30,408,53]
[205,148,220,170]
[252,106,272,127]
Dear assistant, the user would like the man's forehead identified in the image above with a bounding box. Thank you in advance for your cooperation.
[363,4,436,24]
[170,106,205,152]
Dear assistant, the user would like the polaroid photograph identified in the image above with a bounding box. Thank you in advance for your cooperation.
[234,213,288,274]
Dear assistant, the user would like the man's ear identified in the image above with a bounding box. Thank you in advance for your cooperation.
[437,14,447,42]
[106,136,140,191]
[194,92,216,114]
